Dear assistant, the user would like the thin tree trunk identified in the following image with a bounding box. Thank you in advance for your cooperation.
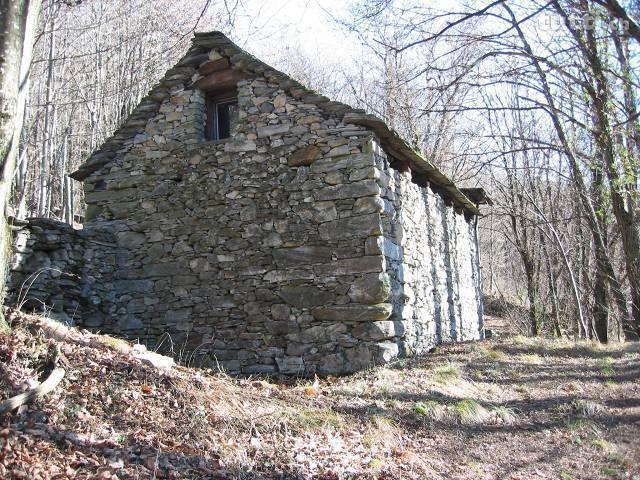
[591,167,609,342]
[39,3,56,217]
[509,212,538,336]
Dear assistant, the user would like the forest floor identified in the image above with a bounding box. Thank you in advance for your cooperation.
[1,311,639,480]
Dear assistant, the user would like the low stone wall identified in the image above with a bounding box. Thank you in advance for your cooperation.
[6,218,120,328]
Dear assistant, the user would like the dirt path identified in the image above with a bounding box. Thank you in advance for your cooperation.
[1,313,639,479]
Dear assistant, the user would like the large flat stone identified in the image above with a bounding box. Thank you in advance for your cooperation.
[314,180,381,201]
[311,201,338,223]
[276,356,304,374]
[263,268,315,283]
[353,320,405,341]
[115,280,154,295]
[116,231,146,248]
[311,303,393,322]
[375,341,400,362]
[272,246,333,268]
[288,145,321,166]
[311,153,373,173]
[348,273,391,304]
[116,315,143,331]
[224,139,257,152]
[107,201,139,218]
[314,256,385,276]
[365,236,402,260]
[85,188,135,203]
[278,285,335,308]
[257,123,291,138]
[352,196,385,215]
[143,262,184,277]
[319,214,382,241]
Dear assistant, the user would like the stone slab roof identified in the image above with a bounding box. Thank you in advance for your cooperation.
[70,31,483,215]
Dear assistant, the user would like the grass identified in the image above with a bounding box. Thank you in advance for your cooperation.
[597,357,615,376]
[363,415,400,449]
[432,363,462,383]
[600,451,632,479]
[512,334,533,346]
[591,438,614,452]
[3,313,639,480]
[284,408,345,432]
[493,405,518,424]
[521,353,542,364]
[414,400,517,426]
[335,379,368,397]
[372,368,399,396]
[573,399,607,417]
[95,334,132,353]
[565,417,597,433]
[475,345,506,361]
[414,400,447,421]
[453,399,489,424]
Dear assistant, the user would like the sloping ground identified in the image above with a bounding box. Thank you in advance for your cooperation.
[1,311,639,479]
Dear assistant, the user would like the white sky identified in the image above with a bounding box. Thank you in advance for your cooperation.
[219,0,361,63]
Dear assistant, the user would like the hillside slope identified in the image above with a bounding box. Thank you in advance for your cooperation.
[1,311,639,479]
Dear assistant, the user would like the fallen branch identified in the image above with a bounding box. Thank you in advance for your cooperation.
[0,368,66,415]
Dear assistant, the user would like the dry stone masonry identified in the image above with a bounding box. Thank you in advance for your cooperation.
[6,32,488,375]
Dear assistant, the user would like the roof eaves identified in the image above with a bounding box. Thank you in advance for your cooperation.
[342,112,481,215]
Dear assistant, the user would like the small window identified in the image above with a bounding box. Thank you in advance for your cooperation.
[205,93,238,141]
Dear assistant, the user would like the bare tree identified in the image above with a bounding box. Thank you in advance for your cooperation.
[0,0,42,328]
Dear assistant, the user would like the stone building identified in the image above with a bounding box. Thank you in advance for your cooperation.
[7,32,490,375]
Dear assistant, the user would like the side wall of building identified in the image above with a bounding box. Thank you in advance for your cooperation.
[372,143,484,354]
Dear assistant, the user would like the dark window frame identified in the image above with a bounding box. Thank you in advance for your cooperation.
[205,91,238,141]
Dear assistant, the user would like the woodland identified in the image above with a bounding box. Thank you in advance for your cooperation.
[1,0,639,343]
[0,0,640,478]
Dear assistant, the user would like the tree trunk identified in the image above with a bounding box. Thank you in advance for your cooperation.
[509,213,538,336]
[0,0,42,330]
[39,3,56,217]
[572,0,640,340]
[591,166,609,342]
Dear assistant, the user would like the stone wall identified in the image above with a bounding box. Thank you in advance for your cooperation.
[6,36,484,376]
[73,65,404,375]
[7,218,120,328]
[371,144,483,354]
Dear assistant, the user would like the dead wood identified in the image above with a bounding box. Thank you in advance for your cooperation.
[0,367,65,415]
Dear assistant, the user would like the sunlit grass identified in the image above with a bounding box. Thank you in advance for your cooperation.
[432,363,462,384]
[573,399,607,417]
[597,357,615,376]
[363,415,400,449]
[591,438,614,452]
[493,405,518,424]
[474,345,506,361]
[414,400,448,421]
[521,353,542,364]
[565,417,597,432]
[453,399,489,424]
[284,408,345,432]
